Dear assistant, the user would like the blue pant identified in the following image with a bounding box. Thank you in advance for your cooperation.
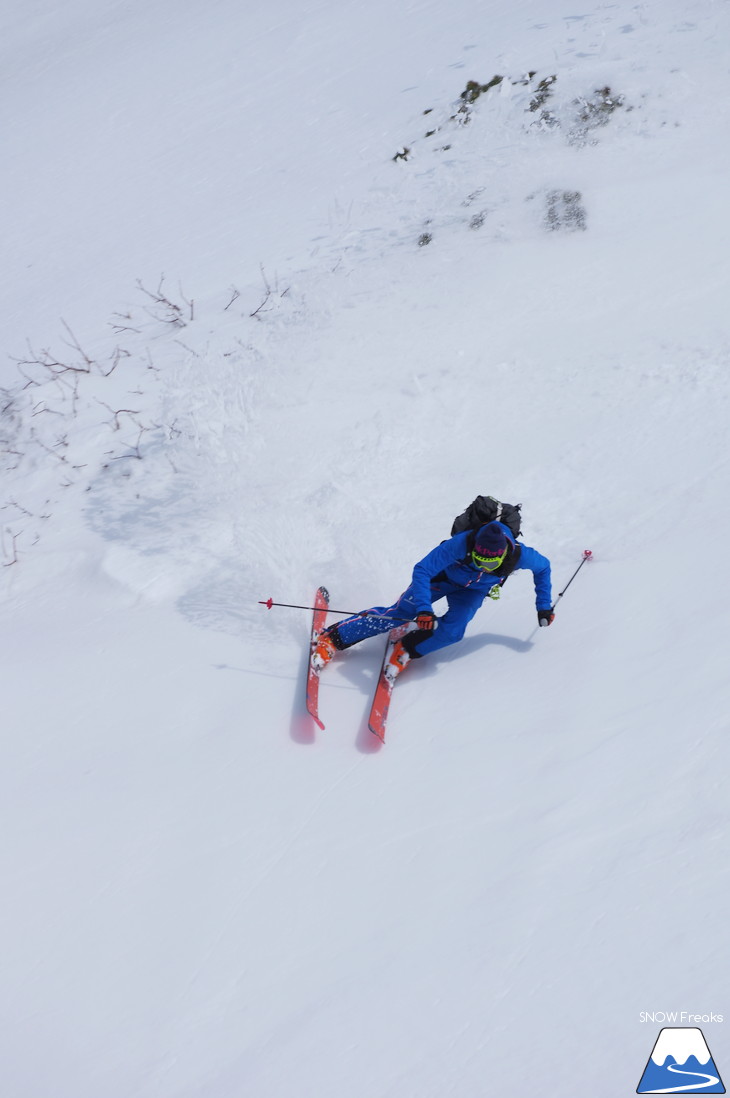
[334,580,487,656]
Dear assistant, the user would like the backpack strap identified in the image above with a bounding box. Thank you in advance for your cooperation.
[497,542,521,580]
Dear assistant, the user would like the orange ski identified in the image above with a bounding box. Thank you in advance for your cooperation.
[305,586,329,729]
[367,623,412,742]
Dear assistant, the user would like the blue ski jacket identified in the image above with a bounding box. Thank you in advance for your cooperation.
[410,523,552,612]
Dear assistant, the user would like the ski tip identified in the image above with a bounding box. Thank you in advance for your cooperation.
[305,704,325,731]
[368,723,385,743]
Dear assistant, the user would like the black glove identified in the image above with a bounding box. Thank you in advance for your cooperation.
[537,609,555,627]
[415,611,436,631]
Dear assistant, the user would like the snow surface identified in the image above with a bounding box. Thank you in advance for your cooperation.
[2,1,730,1095]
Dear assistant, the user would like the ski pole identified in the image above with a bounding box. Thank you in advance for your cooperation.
[551,549,593,613]
[259,598,411,623]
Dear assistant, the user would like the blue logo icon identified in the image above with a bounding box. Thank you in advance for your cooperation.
[637,1027,725,1093]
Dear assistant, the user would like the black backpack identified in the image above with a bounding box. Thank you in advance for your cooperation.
[451,495,522,540]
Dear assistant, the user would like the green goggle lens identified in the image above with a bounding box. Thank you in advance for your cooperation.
[471,548,507,571]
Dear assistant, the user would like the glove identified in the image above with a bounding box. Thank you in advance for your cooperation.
[537,609,555,627]
[415,611,436,631]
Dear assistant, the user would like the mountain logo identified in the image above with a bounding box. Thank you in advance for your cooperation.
[637,1027,725,1093]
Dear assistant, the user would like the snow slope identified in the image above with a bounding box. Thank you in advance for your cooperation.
[2,1,729,1095]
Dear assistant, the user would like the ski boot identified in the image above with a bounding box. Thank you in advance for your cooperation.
[311,630,337,672]
[384,639,411,684]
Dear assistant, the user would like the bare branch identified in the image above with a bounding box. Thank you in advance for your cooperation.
[31,401,64,417]
[1,449,24,470]
[32,435,70,464]
[59,319,95,371]
[136,275,186,328]
[111,426,146,461]
[173,340,201,358]
[99,346,131,377]
[13,339,88,377]
[249,295,270,319]
[224,286,240,310]
[4,499,33,517]
[110,311,141,334]
[2,529,19,567]
[250,264,273,319]
[178,283,194,322]
[95,399,142,431]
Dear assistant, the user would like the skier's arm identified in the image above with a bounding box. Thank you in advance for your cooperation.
[516,545,553,609]
[409,534,469,611]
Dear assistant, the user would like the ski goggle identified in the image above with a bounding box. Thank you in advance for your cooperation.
[471,546,508,572]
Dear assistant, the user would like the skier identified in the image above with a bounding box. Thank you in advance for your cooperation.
[312,520,554,678]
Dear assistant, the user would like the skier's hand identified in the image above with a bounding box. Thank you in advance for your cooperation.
[415,611,436,631]
[537,609,555,627]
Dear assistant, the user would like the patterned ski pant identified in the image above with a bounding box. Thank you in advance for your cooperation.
[333,579,488,657]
